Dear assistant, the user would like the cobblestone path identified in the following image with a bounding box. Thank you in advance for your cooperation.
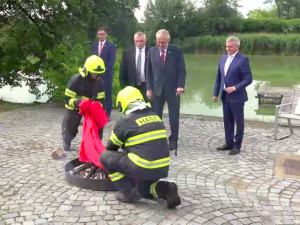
[1,104,300,225]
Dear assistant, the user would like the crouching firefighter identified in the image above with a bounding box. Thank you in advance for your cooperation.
[100,86,181,208]
[62,55,106,151]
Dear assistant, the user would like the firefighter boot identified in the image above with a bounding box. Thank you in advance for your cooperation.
[154,181,181,208]
[116,187,142,203]
[63,140,71,151]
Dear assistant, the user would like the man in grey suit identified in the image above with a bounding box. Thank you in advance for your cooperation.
[119,31,150,101]
[146,29,186,152]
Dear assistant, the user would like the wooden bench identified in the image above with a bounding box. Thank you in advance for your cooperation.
[274,88,300,140]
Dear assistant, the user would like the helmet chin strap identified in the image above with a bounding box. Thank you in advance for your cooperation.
[125,100,148,115]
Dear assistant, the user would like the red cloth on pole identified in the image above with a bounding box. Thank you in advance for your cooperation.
[78,99,108,170]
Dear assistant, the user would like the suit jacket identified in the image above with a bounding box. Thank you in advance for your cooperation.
[119,46,150,88]
[213,52,252,103]
[91,40,116,80]
[146,44,186,97]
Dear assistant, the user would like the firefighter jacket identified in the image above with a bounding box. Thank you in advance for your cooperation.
[106,108,170,180]
[64,73,105,110]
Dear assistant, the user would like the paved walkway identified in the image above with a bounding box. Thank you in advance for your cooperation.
[1,104,300,225]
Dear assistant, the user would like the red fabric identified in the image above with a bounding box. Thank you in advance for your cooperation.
[78,99,108,170]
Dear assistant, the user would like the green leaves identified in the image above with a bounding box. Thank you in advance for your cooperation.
[26,55,40,65]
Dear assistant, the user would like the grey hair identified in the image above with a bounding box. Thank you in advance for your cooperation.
[134,31,146,40]
[226,36,240,47]
[156,29,170,40]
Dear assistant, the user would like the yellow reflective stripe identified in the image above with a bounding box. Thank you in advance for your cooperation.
[109,172,125,181]
[128,152,170,169]
[82,96,89,99]
[69,97,78,107]
[150,181,159,198]
[109,131,124,146]
[97,92,105,99]
[125,129,167,147]
[65,104,74,110]
[65,88,76,98]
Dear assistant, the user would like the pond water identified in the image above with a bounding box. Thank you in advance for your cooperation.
[180,54,300,122]
[1,54,300,122]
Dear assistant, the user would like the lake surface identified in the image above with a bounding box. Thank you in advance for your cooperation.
[180,54,300,122]
[1,54,300,122]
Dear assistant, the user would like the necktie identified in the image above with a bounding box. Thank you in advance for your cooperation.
[224,55,233,76]
[99,42,103,56]
[136,49,142,86]
[160,50,165,63]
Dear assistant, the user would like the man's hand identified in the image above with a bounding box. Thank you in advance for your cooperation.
[213,96,218,102]
[225,86,235,94]
[146,90,153,100]
[176,87,185,95]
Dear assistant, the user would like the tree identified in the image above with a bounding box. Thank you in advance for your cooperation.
[0,0,139,102]
[247,8,278,19]
[143,0,199,43]
[202,0,243,34]
[264,0,300,19]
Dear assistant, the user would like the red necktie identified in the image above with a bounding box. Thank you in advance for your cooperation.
[160,50,165,63]
[99,42,103,56]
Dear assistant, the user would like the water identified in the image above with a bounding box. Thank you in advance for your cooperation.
[0,81,48,103]
[1,54,300,122]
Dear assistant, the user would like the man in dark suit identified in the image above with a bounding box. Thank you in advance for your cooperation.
[119,31,150,101]
[213,36,252,155]
[146,29,186,152]
[91,27,116,119]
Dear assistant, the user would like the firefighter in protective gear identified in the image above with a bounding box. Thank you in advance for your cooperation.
[100,86,181,208]
[61,55,106,151]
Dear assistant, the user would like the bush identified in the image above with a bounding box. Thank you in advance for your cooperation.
[240,19,300,34]
[178,33,300,55]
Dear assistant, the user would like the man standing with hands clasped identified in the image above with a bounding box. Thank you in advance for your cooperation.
[213,36,252,155]
[119,31,150,101]
[146,29,186,153]
[91,27,116,120]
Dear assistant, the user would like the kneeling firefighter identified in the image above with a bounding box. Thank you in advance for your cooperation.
[62,55,106,151]
[100,86,181,208]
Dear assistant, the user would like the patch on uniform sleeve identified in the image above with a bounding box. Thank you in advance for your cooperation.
[135,115,162,126]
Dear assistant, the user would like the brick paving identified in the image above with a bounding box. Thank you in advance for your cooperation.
[1,104,300,225]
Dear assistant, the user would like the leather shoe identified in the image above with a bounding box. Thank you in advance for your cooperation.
[216,144,233,151]
[229,148,240,155]
[116,187,142,203]
[169,142,177,151]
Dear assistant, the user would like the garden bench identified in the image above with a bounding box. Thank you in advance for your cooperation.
[274,88,300,140]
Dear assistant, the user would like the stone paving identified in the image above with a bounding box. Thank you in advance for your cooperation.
[1,104,300,225]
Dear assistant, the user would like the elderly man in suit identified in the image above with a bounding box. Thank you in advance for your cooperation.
[213,36,252,155]
[146,29,186,152]
[91,27,116,119]
[119,31,150,101]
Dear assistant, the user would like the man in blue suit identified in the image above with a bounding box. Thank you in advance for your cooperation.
[146,29,186,153]
[91,27,116,119]
[213,36,252,155]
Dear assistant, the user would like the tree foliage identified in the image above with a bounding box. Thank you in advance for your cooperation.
[202,0,242,34]
[247,8,278,19]
[0,0,139,102]
[144,0,200,43]
[264,0,300,19]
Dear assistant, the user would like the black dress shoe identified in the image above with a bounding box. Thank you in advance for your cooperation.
[169,142,177,151]
[229,148,240,155]
[216,144,233,151]
[116,187,142,203]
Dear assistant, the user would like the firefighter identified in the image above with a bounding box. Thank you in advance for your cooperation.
[100,86,181,208]
[62,55,106,151]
